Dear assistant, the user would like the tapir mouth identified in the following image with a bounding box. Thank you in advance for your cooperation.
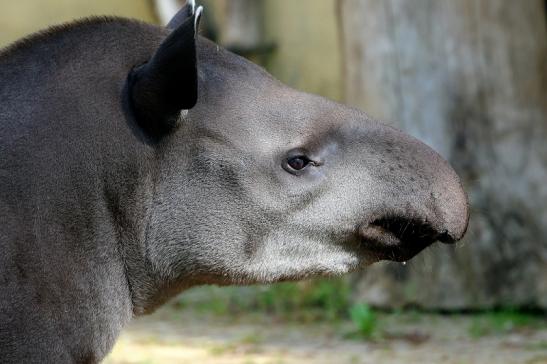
[358,217,455,262]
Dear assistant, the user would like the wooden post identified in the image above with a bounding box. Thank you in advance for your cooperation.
[339,0,547,309]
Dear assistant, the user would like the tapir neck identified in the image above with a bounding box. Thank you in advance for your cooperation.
[105,141,195,316]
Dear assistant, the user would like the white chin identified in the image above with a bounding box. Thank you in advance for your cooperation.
[228,252,365,284]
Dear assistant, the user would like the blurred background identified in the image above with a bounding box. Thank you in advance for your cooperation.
[1,0,546,363]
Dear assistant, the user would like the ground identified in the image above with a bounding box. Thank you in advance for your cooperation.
[105,305,547,364]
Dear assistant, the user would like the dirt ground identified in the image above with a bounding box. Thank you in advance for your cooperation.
[104,306,547,364]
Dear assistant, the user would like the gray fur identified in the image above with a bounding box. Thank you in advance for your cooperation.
[0,7,468,364]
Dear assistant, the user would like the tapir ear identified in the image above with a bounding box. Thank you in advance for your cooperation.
[129,3,203,135]
[167,0,198,29]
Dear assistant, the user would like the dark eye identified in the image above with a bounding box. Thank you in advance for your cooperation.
[287,155,311,171]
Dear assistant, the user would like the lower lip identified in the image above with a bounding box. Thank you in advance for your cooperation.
[358,235,433,263]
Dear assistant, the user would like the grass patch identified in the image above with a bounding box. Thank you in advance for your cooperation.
[208,343,237,356]
[174,277,352,322]
[173,282,545,343]
[525,341,547,351]
[239,332,264,346]
[348,303,378,339]
[468,309,544,337]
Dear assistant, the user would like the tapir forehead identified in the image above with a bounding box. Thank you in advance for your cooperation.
[193,38,357,153]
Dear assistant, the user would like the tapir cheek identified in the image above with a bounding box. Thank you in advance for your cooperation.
[273,166,328,199]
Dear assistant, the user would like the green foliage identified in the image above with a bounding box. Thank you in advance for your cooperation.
[174,277,352,321]
[174,284,545,343]
[468,309,543,338]
[348,303,378,339]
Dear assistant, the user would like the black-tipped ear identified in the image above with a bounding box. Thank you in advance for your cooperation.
[129,5,203,135]
[167,0,197,29]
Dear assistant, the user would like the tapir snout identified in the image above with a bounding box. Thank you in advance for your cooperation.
[346,121,469,262]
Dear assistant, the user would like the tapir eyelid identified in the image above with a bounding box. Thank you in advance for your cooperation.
[282,151,322,175]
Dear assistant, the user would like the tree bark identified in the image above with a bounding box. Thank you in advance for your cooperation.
[339,0,547,309]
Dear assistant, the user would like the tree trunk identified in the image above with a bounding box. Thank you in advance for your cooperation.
[339,0,547,309]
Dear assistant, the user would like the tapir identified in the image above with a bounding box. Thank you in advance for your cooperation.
[0,2,468,363]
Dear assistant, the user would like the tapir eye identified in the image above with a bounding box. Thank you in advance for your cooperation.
[282,149,321,175]
[287,156,310,171]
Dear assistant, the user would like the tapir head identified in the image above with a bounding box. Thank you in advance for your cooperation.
[127,3,468,299]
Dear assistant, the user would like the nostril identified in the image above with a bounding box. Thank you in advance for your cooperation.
[359,216,443,262]
[371,217,440,245]
[437,230,456,244]
[358,215,460,262]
